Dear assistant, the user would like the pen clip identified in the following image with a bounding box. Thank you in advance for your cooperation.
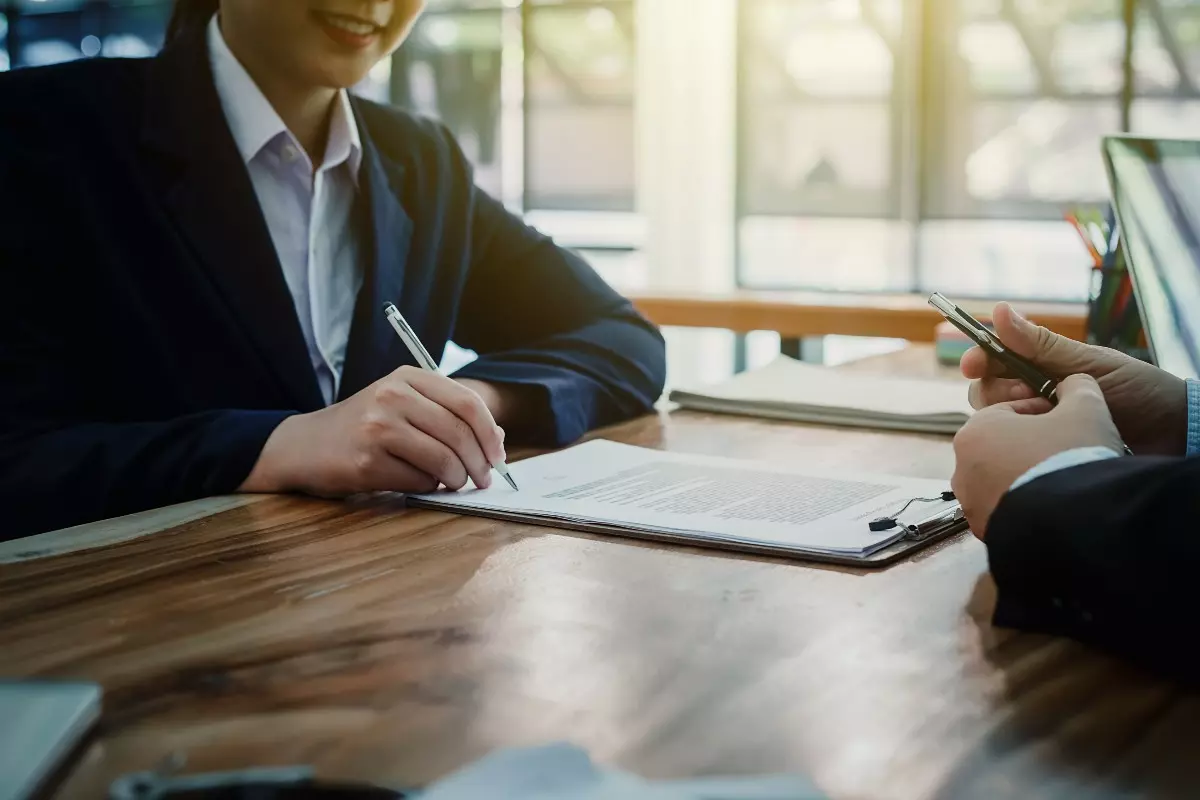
[928,294,1004,354]
[384,304,440,372]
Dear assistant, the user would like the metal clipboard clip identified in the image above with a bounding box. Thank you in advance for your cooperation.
[901,503,966,541]
[868,491,966,540]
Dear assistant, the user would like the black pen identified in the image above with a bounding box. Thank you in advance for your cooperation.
[928,292,1134,456]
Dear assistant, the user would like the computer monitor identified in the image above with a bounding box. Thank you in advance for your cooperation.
[1102,136,1200,380]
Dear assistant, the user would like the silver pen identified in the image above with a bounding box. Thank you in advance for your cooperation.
[383,303,519,490]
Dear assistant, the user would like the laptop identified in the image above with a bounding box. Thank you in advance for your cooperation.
[1102,135,1200,379]
[0,682,101,800]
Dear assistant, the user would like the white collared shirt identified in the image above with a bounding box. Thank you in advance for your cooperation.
[207,15,364,405]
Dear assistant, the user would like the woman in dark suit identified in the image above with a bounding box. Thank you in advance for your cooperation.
[0,0,666,538]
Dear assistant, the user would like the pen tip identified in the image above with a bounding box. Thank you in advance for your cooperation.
[382,302,397,314]
[503,473,519,491]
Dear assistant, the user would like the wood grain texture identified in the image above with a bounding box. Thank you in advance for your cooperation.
[0,496,268,565]
[628,291,1087,344]
[3,407,1198,798]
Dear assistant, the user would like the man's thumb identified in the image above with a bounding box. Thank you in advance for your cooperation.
[1054,373,1105,407]
[993,302,1088,373]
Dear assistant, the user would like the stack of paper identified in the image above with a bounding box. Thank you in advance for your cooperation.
[410,440,962,562]
[668,355,972,435]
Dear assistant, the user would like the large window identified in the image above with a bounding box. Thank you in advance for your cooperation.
[6,0,1197,311]
[738,0,1200,303]
[738,0,907,295]
[392,1,639,258]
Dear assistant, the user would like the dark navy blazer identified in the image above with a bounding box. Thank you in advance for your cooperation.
[0,29,666,539]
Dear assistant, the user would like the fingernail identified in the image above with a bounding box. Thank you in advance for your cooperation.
[495,425,506,441]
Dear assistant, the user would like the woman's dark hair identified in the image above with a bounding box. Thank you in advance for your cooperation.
[165,0,220,45]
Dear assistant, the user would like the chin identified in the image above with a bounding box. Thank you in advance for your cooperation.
[310,61,375,91]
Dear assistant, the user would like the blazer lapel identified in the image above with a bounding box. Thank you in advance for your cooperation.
[139,31,325,412]
[338,114,416,400]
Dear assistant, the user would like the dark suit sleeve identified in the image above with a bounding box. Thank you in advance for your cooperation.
[438,137,667,446]
[986,455,1200,683]
[0,138,292,540]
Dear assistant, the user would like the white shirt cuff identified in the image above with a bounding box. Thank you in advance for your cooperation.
[1009,447,1122,491]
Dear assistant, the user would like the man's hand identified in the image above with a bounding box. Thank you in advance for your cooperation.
[963,303,1187,456]
[952,374,1124,539]
[240,367,507,496]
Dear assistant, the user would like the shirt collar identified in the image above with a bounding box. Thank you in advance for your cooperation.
[326,88,363,180]
[206,15,362,182]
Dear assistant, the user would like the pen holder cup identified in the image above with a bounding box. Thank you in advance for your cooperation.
[1086,260,1151,362]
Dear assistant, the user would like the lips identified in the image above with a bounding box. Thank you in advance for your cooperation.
[312,10,383,48]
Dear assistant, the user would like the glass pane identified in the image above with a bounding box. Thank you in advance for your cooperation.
[931,1,1121,219]
[524,1,635,211]
[1052,20,1124,94]
[919,0,1120,302]
[739,217,913,292]
[740,0,897,218]
[1179,4,1200,85]
[958,21,1038,94]
[1134,9,1180,93]
[1142,1,1200,91]
[395,8,506,197]
[742,103,894,217]
[918,220,1093,301]
[8,0,168,68]
[962,100,1116,206]
[1133,99,1200,139]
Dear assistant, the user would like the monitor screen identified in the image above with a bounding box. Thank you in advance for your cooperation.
[1103,136,1200,380]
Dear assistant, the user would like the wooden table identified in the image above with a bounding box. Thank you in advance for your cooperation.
[628,291,1088,344]
[3,351,1198,799]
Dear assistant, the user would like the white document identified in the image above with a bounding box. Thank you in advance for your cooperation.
[668,356,973,434]
[410,440,960,559]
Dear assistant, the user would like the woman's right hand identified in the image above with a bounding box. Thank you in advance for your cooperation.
[240,366,507,496]
[963,302,1188,456]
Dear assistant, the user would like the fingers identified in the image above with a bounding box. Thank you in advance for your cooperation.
[990,302,1040,360]
[959,305,1037,380]
[1053,373,1106,408]
[378,423,478,491]
[995,302,1102,377]
[358,452,440,495]
[961,303,1095,382]
[968,377,1038,410]
[975,395,1054,419]
[959,346,994,380]
[1005,396,1055,416]
[371,372,496,490]
[958,306,1035,381]
[404,369,506,466]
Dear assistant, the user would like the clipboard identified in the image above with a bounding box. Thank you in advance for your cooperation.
[405,494,970,569]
